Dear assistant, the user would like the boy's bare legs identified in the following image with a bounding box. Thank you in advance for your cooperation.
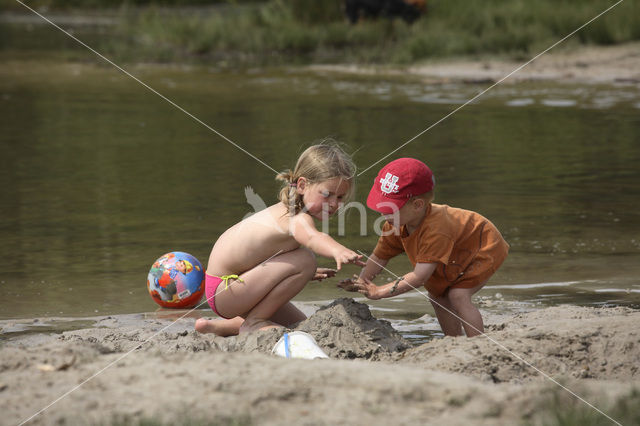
[447,282,486,337]
[429,293,464,337]
[214,247,315,333]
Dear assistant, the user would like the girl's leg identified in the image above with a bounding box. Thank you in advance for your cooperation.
[429,292,464,337]
[215,247,316,333]
[194,302,306,337]
[269,302,307,327]
[447,281,487,337]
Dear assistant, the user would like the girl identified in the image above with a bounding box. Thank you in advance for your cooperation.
[195,142,365,336]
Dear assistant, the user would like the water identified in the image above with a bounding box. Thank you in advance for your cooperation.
[1,27,640,335]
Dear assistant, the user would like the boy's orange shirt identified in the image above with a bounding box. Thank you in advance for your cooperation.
[373,203,509,297]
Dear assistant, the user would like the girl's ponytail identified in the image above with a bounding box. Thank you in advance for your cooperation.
[276,169,304,215]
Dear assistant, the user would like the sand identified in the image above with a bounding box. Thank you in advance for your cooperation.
[1,298,639,425]
[309,42,640,85]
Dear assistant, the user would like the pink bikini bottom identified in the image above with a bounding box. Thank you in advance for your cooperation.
[205,273,235,319]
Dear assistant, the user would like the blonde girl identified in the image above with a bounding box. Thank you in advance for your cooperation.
[195,142,364,336]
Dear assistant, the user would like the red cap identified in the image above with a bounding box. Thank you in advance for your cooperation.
[366,158,434,214]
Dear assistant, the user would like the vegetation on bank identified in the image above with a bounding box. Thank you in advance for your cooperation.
[530,387,640,426]
[2,0,259,9]
[105,386,640,425]
[3,0,640,66]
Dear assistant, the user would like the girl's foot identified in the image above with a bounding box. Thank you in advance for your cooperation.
[194,317,243,337]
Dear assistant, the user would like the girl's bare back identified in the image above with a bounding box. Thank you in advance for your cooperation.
[207,203,299,276]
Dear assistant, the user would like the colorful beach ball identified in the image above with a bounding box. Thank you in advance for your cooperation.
[147,251,205,309]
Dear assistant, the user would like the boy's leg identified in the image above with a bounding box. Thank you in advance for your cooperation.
[214,247,316,333]
[429,293,463,337]
[448,281,487,337]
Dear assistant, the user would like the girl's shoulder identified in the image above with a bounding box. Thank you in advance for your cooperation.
[262,202,315,234]
[265,202,296,222]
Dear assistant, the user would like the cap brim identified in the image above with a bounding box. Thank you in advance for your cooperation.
[366,184,408,215]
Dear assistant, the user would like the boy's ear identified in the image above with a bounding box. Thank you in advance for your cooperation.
[412,197,425,210]
[296,177,307,194]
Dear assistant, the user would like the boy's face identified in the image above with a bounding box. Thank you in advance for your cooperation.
[382,198,426,229]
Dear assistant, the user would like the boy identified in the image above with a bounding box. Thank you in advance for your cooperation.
[340,158,508,337]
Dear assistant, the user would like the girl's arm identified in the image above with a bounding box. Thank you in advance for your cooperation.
[290,213,365,270]
[337,254,387,292]
[353,262,437,300]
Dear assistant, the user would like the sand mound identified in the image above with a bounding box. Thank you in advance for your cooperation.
[295,298,410,359]
[399,305,640,383]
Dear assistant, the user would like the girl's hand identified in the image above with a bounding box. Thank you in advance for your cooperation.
[352,277,383,300]
[313,268,337,282]
[333,249,366,270]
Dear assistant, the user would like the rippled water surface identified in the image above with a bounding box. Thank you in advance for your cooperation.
[1,58,639,331]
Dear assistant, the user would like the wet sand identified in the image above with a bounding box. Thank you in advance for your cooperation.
[1,298,638,425]
[310,42,640,85]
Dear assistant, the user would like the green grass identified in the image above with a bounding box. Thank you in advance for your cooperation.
[0,0,261,10]
[3,0,640,66]
[108,413,252,426]
[109,0,640,65]
[527,387,640,426]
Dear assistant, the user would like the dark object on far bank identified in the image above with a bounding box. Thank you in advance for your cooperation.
[345,0,426,24]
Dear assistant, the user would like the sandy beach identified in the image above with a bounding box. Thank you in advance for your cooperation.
[310,42,640,85]
[1,298,638,425]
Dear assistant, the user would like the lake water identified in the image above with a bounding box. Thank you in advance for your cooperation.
[1,35,640,342]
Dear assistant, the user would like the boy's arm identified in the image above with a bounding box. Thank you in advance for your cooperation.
[360,253,387,281]
[354,262,437,300]
[290,213,365,270]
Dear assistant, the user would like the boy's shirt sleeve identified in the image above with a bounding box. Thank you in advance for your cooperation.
[372,222,405,260]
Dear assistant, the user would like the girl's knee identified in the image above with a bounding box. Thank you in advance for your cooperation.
[291,247,317,277]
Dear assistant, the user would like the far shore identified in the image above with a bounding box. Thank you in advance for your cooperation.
[308,42,640,85]
[3,42,639,92]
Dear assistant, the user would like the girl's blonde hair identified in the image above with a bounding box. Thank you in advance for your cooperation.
[276,140,356,215]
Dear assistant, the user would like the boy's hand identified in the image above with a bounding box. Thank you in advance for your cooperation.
[337,275,361,292]
[352,277,383,300]
[312,268,337,282]
[333,249,366,270]
[338,276,382,300]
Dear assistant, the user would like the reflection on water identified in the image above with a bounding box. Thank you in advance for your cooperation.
[1,59,639,323]
[0,318,97,342]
